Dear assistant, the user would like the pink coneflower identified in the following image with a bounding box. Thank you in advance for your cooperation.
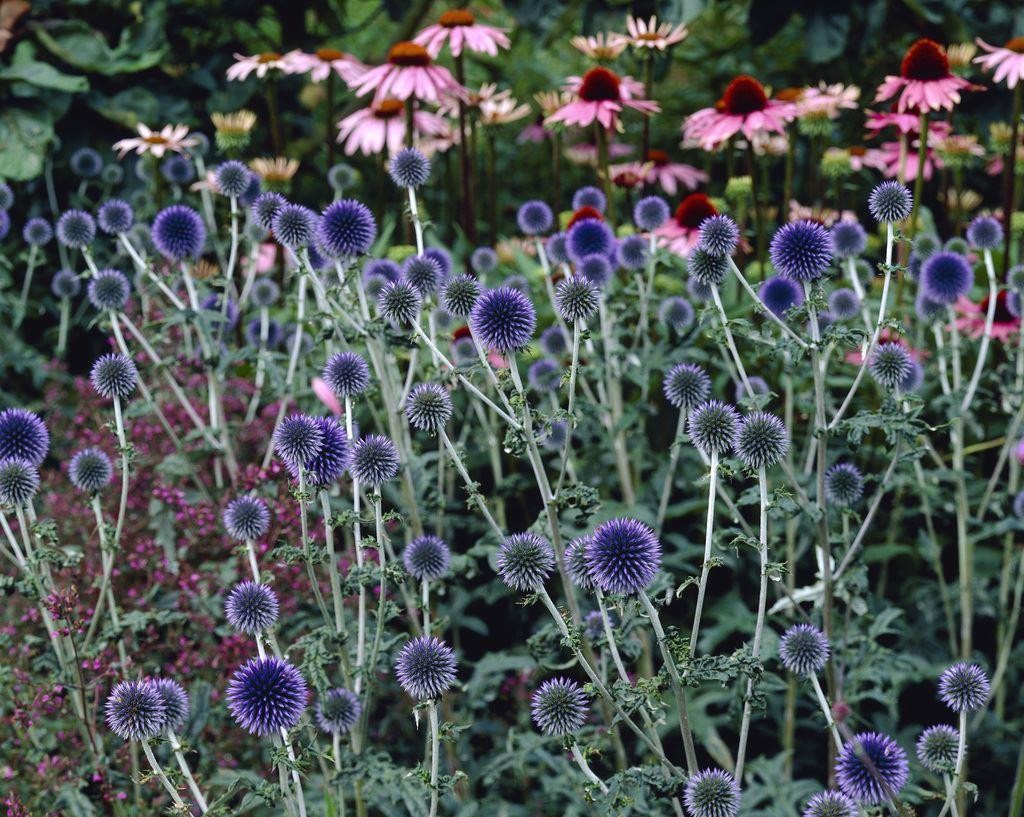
[863,141,942,181]
[682,75,795,151]
[227,52,288,81]
[349,41,462,104]
[974,37,1024,89]
[414,9,510,58]
[564,139,634,167]
[642,149,708,195]
[955,291,1019,341]
[796,82,860,119]
[546,67,659,130]
[517,118,549,144]
[112,124,197,159]
[788,201,854,227]
[655,192,718,256]
[479,92,531,126]
[336,98,448,156]
[622,15,688,51]
[570,33,627,60]
[875,38,977,112]
[281,48,365,83]
[865,109,927,136]
[608,162,651,189]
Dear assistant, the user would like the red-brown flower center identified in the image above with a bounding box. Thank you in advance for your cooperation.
[388,41,432,67]
[567,206,604,228]
[901,39,949,81]
[721,75,768,116]
[849,145,867,157]
[439,9,475,27]
[645,149,669,166]
[258,52,282,63]
[578,67,621,102]
[981,290,1016,324]
[673,193,717,229]
[775,87,804,103]
[316,48,346,61]
[374,98,405,119]
[1006,36,1024,53]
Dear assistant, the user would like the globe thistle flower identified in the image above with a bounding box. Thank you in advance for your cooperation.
[770,220,833,282]
[945,236,969,254]
[966,214,1003,250]
[90,353,138,401]
[378,280,421,325]
[778,623,830,674]
[870,342,912,390]
[227,656,308,735]
[225,581,280,634]
[161,154,195,186]
[0,458,40,507]
[617,234,649,270]
[759,275,804,316]
[215,160,252,197]
[683,768,741,817]
[572,186,606,212]
[328,162,358,192]
[324,351,371,398]
[734,412,789,469]
[502,274,531,295]
[688,248,729,288]
[802,791,857,817]
[528,358,562,393]
[23,217,52,247]
[149,678,190,732]
[286,417,348,486]
[835,732,909,804]
[105,680,167,742]
[575,254,611,289]
[915,290,945,323]
[531,677,589,736]
[424,247,452,278]
[102,163,125,185]
[698,215,740,257]
[496,532,555,591]
[364,258,401,292]
[660,297,695,333]
[564,536,594,592]
[389,147,431,188]
[0,408,49,465]
[916,725,959,773]
[532,327,567,360]
[1008,263,1024,293]
[517,200,554,235]
[900,359,924,393]
[69,448,113,493]
[635,195,670,231]
[825,462,864,506]
[566,218,616,262]
[470,286,536,352]
[246,317,281,348]
[316,688,362,735]
[272,203,317,249]
[406,383,453,432]
[87,268,131,312]
[688,400,741,456]
[350,434,400,487]
[868,181,913,223]
[663,363,711,411]
[247,193,284,233]
[914,233,942,259]
[471,246,499,274]
[152,205,205,260]
[97,199,134,235]
[394,636,457,700]
[451,335,476,365]
[586,517,661,595]
[318,199,377,258]
[938,662,990,712]
[52,269,82,299]
[403,535,451,581]
[248,279,280,311]
[830,221,867,259]
[402,254,442,295]
[921,251,973,305]
[70,147,103,178]
[0,182,12,210]
[56,209,96,249]
[539,419,568,451]
[0,210,8,241]
[273,414,325,468]
[555,275,599,323]
[828,288,860,320]
[735,376,770,403]
[546,232,570,265]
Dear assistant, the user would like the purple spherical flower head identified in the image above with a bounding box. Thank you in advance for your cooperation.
[378,280,421,325]
[688,248,729,288]
[272,203,317,249]
[285,416,348,486]
[586,518,661,595]
[573,185,606,212]
[867,181,913,223]
[802,791,857,817]
[617,234,649,270]
[223,494,271,541]
[216,160,252,197]
[698,214,740,258]
[317,199,377,258]
[870,342,912,390]
[663,363,711,411]
[830,220,867,259]
[825,462,863,506]
[350,434,400,487]
[252,192,286,231]
[152,205,205,260]
[916,724,959,773]
[517,200,553,235]
[683,768,741,817]
[424,246,452,278]
[149,678,190,732]
[528,358,561,393]
[966,214,1003,251]
[502,273,530,296]
[539,325,569,357]
[440,273,480,318]
[403,534,451,581]
[162,153,196,186]
[225,581,280,634]
[734,411,789,469]
[23,217,52,247]
[402,253,442,295]
[273,414,325,469]
[227,656,308,735]
[828,288,860,320]
[497,532,555,591]
[0,458,40,507]
[900,359,924,393]
[316,688,362,734]
[406,382,453,432]
[389,147,431,188]
[779,623,830,674]
[69,447,113,493]
[635,195,669,231]
[759,275,805,317]
[835,732,909,804]
[364,258,401,289]
[90,353,137,401]
[52,269,81,299]
[70,147,103,178]
[97,199,134,235]
[921,251,973,305]
[470,286,536,352]
[565,536,594,592]
[915,290,945,323]
[394,636,457,700]
[736,376,770,403]
[88,268,131,312]
[531,677,589,736]
[688,400,741,456]
[770,220,833,283]
[0,210,9,241]
[546,231,570,265]
[56,209,96,249]
[555,275,599,323]
[938,662,990,712]
[105,680,167,741]
[566,218,616,263]
[324,351,371,398]
[0,408,49,465]
[578,253,613,287]
[659,297,696,333]
[471,246,499,274]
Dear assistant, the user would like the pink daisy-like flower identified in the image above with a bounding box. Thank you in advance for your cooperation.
[349,41,462,105]
[336,97,448,156]
[875,38,978,112]
[281,48,365,83]
[682,75,796,151]
[227,51,289,81]
[112,123,197,159]
[641,149,708,195]
[414,9,510,58]
[862,141,942,182]
[655,192,718,256]
[955,292,1019,342]
[546,67,659,131]
[974,37,1024,89]
[570,33,627,60]
[608,161,652,189]
[865,109,928,136]
[796,82,860,119]
[788,201,856,227]
[564,139,634,167]
[622,15,688,51]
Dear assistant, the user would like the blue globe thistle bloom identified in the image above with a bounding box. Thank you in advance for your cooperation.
[102,164,125,185]
[966,214,1003,250]
[199,293,239,332]
[734,412,789,469]
[759,275,804,317]
[105,680,167,741]
[424,246,452,278]
[378,280,421,325]
[52,269,82,299]
[69,448,113,493]
[470,286,536,352]
[0,458,40,507]
[586,518,661,595]
[364,272,395,301]
[867,181,913,223]
[802,791,857,817]
[406,383,453,432]
[830,221,867,259]
[216,160,252,197]
[451,335,477,366]
[316,688,362,735]
[350,434,400,487]
[688,400,741,456]
[689,276,713,302]
[97,199,134,235]
[273,414,325,469]
[327,162,358,192]
[502,274,530,295]
[0,209,9,240]
[389,147,431,188]
[318,199,377,258]
[938,662,990,712]
[87,268,131,312]
[555,275,599,323]
[23,217,52,247]
[546,232,570,265]
[770,220,833,282]
[531,677,589,736]
[528,358,561,393]
[1008,263,1024,291]
[900,359,924,393]
[683,768,741,817]
[223,494,271,541]
[572,186,606,212]
[0,409,49,465]
[835,732,909,804]
[659,297,695,333]
[90,353,137,401]
[565,536,594,592]
[566,218,615,263]
[916,725,959,773]
[0,182,13,210]
[286,417,348,486]
[921,251,973,305]
[825,462,863,506]
[395,636,457,700]
[227,656,308,735]
[240,173,263,208]
[663,363,711,411]
[905,252,922,283]
[56,209,96,249]
[149,678,190,732]
[945,237,970,255]
[250,278,281,310]
[152,205,205,260]
[735,376,770,403]
[471,246,499,274]
[364,258,401,287]
[539,419,568,451]
[539,325,569,357]
[161,154,196,185]
[870,342,912,390]
[517,200,554,236]
[828,288,860,320]
[1009,291,1021,319]
[324,351,371,398]
[496,532,555,591]
[698,215,740,258]
[403,535,451,581]
[634,195,670,231]
[402,254,442,295]
[779,623,830,674]
[225,581,280,634]
[914,233,942,259]
[617,234,649,270]
[70,147,103,178]
[578,253,614,288]
[272,203,317,249]
[915,290,945,323]
[688,248,729,287]
[251,192,286,231]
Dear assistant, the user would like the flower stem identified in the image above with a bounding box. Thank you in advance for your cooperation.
[690,451,719,655]
[570,741,608,794]
[960,248,998,413]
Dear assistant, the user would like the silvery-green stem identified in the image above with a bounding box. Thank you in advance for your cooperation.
[845,256,874,337]
[633,233,658,347]
[321,490,351,676]
[980,549,1024,727]
[598,297,635,504]
[690,450,719,655]
[140,739,189,809]
[656,411,688,537]
[570,741,608,794]
[166,728,209,813]
[536,238,570,341]
[225,195,240,285]
[438,429,503,538]
[363,488,389,715]
[953,422,973,659]
[263,273,308,468]
[347,399,368,697]
[808,672,843,752]
[935,324,952,395]
[298,469,332,628]
[408,187,425,256]
[949,307,963,391]
[960,248,998,413]
[728,257,808,348]
[117,234,151,280]
[81,497,129,665]
[193,154,224,264]
[56,298,71,357]
[244,539,260,582]
[938,711,969,817]
[14,245,38,328]
[398,346,420,407]
[279,727,308,817]
[469,335,518,418]
[428,700,440,817]
[246,305,270,422]
[111,395,130,552]
[555,318,582,494]
[422,579,431,636]
[711,286,752,393]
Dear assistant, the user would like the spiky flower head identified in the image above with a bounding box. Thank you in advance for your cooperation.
[386,146,430,188]
[683,768,741,817]
[105,680,167,742]
[70,147,103,178]
[394,636,457,700]
[471,246,499,274]
[97,199,134,235]
[945,236,970,254]
[52,269,82,299]
[216,160,252,197]
[496,532,555,591]
[441,274,480,317]
[317,199,377,258]
[966,214,1003,250]
[470,286,536,352]
[162,154,195,185]
[350,434,400,487]
[406,383,453,432]
[249,277,280,309]
[617,234,649,270]
[526,358,560,393]
[1008,264,1024,293]
[921,251,973,305]
[565,536,594,592]
[566,218,616,262]
[90,353,137,400]
[688,248,729,287]
[378,280,421,325]
[285,417,348,486]
[828,288,860,320]
[586,517,661,595]
[152,204,205,260]
[0,182,11,210]
[324,351,371,398]
[660,297,696,333]
[867,181,913,223]
[915,290,945,323]
[555,274,600,323]
[327,162,358,191]
[225,581,280,634]
[830,221,867,259]
[149,678,190,732]
[87,268,131,312]
[759,275,804,316]
[770,220,833,282]
[0,210,8,240]
[531,677,589,736]
[0,458,40,507]
[573,186,606,212]
[688,400,741,455]
[56,209,96,249]
[916,725,959,772]
[539,325,569,357]
[698,215,740,257]
[835,732,909,804]
[663,363,711,410]
[734,412,789,469]
[870,342,912,390]
[802,791,857,817]
[272,203,316,248]
[273,414,324,468]
[0,409,49,465]
[635,195,670,231]
[825,462,864,506]
[546,232,570,265]
[69,448,113,493]
[938,662,990,712]
[403,535,451,581]
[517,200,554,235]
[252,192,286,231]
[502,273,530,295]
[402,254,442,295]
[779,623,830,674]
[578,253,614,288]
[23,217,52,247]
[223,494,271,541]
[227,656,308,735]
[316,688,362,735]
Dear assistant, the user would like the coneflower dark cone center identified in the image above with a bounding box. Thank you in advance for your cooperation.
[901,39,949,80]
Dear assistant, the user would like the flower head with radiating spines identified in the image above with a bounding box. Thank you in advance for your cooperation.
[916,724,959,772]
[555,275,599,323]
[531,677,589,736]
[516,200,553,235]
[617,234,649,270]
[227,656,307,735]
[105,680,167,741]
[225,581,280,634]
[223,494,270,541]
[402,254,442,295]
[285,416,348,485]
[688,400,741,455]
[216,160,252,197]
[403,535,451,581]
[23,217,52,247]
[539,325,569,357]
[564,536,594,592]
[868,181,913,223]
[394,636,457,700]
[350,434,400,487]
[835,732,909,804]
[56,209,96,249]
[635,195,670,230]
[578,253,614,288]
[324,351,371,398]
[152,205,205,259]
[252,192,286,231]
[802,791,857,817]
[921,251,973,305]
[98,199,134,235]
[69,448,113,493]
[831,221,867,259]
[406,383,452,432]
[870,342,913,390]
[829,288,860,320]
[150,678,190,732]
[938,662,990,712]
[87,269,131,312]
[0,409,49,465]
[779,623,830,674]
[770,220,832,282]
[470,286,536,352]
[497,532,555,591]
[759,275,804,316]
[52,269,81,299]
[573,186,606,212]
[966,214,1003,251]
[272,203,317,248]
[688,248,729,288]
[273,414,324,469]
[0,459,40,507]
[698,215,740,257]
[442,274,480,317]
[683,768,741,817]
[90,353,138,401]
[316,688,361,734]
[471,246,498,274]
[389,147,431,188]
[566,218,616,262]
[546,232,570,265]
[663,363,711,410]
[586,518,661,595]
[825,462,864,506]
[317,199,377,258]
[378,280,421,324]
[734,412,789,468]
